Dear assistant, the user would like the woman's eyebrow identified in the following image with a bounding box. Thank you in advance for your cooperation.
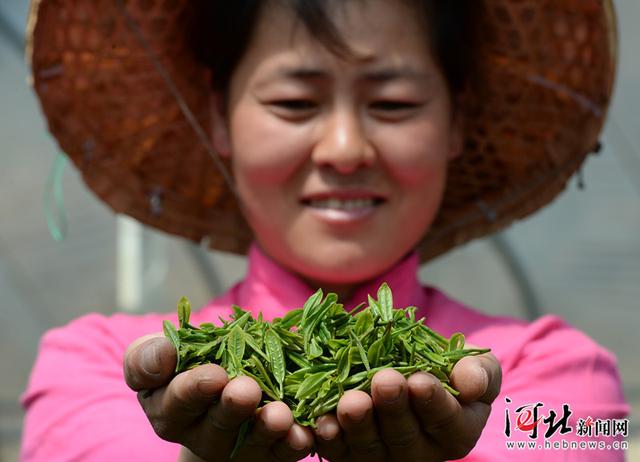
[253,67,326,88]
[258,65,433,86]
[277,67,328,80]
[361,67,434,83]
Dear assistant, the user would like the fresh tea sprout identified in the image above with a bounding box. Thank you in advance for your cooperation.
[163,283,490,457]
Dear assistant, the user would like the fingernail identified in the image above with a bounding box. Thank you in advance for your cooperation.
[197,378,221,399]
[479,366,489,391]
[317,420,339,441]
[290,438,308,451]
[289,426,310,450]
[141,341,161,375]
[378,384,402,403]
[345,410,367,424]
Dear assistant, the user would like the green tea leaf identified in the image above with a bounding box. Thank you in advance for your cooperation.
[377,283,393,322]
[442,381,460,396]
[265,328,286,396]
[347,301,367,315]
[406,306,417,322]
[177,297,191,328]
[420,324,449,348]
[244,334,269,362]
[287,351,312,369]
[230,310,252,330]
[215,338,227,361]
[308,337,323,359]
[422,351,447,366]
[194,341,219,358]
[242,361,280,401]
[230,419,253,459]
[228,325,246,366]
[310,390,341,419]
[277,308,304,330]
[336,346,351,383]
[367,338,384,368]
[163,320,180,350]
[296,370,333,400]
[381,321,393,352]
[303,296,335,356]
[349,328,370,371]
[163,320,184,373]
[448,333,465,351]
[368,294,381,320]
[354,309,373,336]
[301,288,324,326]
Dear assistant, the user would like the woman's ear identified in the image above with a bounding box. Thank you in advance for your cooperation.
[210,91,232,157]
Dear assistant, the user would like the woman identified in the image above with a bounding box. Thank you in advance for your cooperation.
[23,0,627,461]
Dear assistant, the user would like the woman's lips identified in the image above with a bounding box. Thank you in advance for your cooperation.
[300,196,386,223]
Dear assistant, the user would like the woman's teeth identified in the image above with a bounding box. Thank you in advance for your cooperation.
[307,198,377,210]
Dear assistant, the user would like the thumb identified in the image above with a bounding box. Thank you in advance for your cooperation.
[450,352,502,404]
[124,333,177,391]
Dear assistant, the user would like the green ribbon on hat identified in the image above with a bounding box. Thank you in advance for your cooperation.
[43,152,69,242]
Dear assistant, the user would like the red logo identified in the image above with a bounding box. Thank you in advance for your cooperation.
[504,397,572,439]
[516,404,543,432]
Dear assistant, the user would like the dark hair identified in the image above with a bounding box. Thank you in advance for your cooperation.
[191,0,477,98]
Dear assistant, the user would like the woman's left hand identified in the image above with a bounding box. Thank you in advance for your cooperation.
[313,352,501,462]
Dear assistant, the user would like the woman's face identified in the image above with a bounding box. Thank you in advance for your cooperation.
[212,0,462,296]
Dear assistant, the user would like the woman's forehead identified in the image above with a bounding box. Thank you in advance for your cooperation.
[245,0,436,73]
[258,1,428,45]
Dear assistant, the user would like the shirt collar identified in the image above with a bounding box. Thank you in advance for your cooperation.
[236,243,425,319]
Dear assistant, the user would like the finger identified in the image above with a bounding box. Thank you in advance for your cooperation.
[124,334,176,391]
[370,369,426,460]
[138,363,228,442]
[241,401,292,449]
[336,390,386,462]
[271,424,314,462]
[408,372,462,433]
[314,414,348,460]
[408,372,484,460]
[450,353,502,404]
[191,376,263,458]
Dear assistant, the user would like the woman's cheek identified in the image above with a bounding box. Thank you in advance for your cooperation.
[231,119,312,184]
[375,129,450,184]
[381,150,448,189]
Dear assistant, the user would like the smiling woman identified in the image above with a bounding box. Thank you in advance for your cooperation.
[22,0,628,461]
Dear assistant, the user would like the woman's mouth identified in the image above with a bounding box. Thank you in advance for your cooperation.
[304,198,383,210]
[300,195,386,224]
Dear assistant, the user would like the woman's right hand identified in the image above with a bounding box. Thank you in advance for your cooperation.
[123,334,314,461]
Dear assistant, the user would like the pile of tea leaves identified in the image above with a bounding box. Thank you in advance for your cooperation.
[163,283,489,429]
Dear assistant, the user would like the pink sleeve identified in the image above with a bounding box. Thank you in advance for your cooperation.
[463,315,630,461]
[20,314,180,462]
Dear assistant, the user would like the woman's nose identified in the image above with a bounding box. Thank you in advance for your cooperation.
[311,108,375,174]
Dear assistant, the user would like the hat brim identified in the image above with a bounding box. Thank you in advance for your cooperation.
[27,0,617,261]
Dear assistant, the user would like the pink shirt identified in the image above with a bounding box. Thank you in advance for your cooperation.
[21,245,629,461]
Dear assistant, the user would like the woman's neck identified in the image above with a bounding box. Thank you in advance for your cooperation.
[300,278,357,302]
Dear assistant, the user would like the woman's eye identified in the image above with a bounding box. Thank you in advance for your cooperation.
[271,100,317,111]
[370,101,420,111]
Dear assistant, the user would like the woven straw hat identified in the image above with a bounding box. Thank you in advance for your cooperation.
[27,0,617,261]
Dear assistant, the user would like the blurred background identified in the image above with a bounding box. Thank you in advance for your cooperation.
[1,0,639,460]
